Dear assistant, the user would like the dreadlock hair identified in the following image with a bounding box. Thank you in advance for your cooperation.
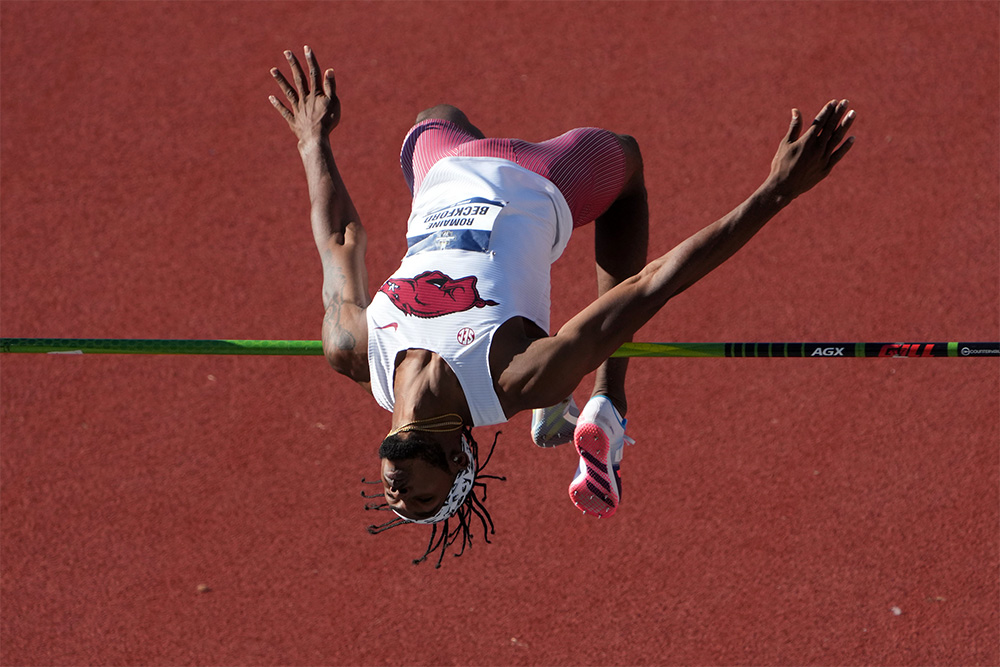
[361,425,506,568]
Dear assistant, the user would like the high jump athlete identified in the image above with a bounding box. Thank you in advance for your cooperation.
[269,47,856,566]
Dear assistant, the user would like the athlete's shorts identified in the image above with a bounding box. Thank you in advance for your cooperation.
[400,119,627,228]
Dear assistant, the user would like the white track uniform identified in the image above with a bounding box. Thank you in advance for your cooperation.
[367,156,573,426]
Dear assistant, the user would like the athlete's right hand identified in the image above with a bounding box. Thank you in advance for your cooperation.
[269,46,341,143]
[766,99,856,202]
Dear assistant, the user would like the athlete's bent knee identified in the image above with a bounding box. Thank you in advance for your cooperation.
[415,104,485,139]
[415,104,462,124]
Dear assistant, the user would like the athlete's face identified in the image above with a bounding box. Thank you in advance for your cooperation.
[380,457,455,520]
[378,431,456,520]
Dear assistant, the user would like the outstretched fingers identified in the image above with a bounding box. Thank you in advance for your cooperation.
[822,99,848,137]
[284,49,309,99]
[826,131,856,169]
[273,47,334,103]
[269,46,341,136]
[805,99,857,168]
[323,67,336,100]
[303,45,322,94]
[268,92,294,123]
[785,108,803,143]
[768,98,857,199]
[806,100,836,139]
[811,100,847,141]
[827,107,857,154]
[299,46,337,104]
[270,67,298,105]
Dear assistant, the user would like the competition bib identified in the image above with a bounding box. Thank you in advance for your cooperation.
[406,197,506,256]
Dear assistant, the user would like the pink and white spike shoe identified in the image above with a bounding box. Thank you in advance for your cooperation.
[568,395,634,518]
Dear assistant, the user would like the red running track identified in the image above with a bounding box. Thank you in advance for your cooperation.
[2,2,997,665]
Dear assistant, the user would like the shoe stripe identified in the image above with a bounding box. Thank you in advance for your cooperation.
[585,464,612,492]
[585,480,614,505]
[579,449,606,470]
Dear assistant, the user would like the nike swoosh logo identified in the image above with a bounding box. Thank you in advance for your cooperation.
[375,322,399,331]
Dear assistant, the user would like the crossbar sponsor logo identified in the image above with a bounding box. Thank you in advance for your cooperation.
[878,343,935,358]
[961,346,999,356]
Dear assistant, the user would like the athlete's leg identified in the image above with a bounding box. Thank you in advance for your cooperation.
[590,135,648,416]
[414,104,485,139]
[400,105,486,195]
[510,128,641,447]
[566,134,645,517]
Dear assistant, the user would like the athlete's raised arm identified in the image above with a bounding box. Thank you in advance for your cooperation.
[270,47,371,385]
[499,100,857,411]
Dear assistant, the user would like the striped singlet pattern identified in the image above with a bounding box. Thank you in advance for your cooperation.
[400,119,627,228]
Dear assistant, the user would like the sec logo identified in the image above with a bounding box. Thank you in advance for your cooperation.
[457,327,475,345]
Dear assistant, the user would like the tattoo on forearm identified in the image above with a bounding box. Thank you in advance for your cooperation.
[323,267,357,352]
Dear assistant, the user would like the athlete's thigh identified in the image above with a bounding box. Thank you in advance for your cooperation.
[400,116,482,195]
[511,128,629,227]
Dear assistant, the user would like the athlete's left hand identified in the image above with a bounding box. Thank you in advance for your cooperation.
[269,46,341,143]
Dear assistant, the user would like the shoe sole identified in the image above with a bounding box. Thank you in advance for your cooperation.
[531,400,577,448]
[531,414,574,447]
[568,422,621,517]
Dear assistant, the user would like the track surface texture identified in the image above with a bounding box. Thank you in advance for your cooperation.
[2,2,997,665]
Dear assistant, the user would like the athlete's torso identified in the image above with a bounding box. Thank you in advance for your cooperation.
[367,156,573,426]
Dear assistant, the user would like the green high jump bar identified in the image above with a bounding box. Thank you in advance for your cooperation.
[1,338,997,358]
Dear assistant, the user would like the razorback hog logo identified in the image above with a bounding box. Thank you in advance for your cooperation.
[378,270,498,318]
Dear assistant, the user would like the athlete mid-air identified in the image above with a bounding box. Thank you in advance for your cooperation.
[269,46,856,566]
